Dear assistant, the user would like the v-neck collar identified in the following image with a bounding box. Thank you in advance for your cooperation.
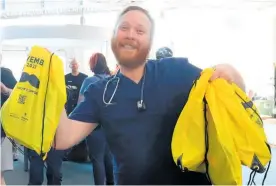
[117,64,147,86]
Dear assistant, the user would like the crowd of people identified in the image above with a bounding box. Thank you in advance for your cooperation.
[1,5,247,185]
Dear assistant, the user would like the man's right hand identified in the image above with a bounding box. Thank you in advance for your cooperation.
[0,82,10,95]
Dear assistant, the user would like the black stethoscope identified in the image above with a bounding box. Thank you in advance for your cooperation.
[102,68,147,112]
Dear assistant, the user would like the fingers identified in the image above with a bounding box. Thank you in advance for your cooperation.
[209,72,233,83]
[209,74,220,82]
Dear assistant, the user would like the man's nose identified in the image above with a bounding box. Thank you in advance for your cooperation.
[126,28,136,40]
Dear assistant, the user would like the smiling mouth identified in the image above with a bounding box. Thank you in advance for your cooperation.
[120,44,136,50]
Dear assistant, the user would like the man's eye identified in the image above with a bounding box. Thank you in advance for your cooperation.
[137,30,144,35]
[120,26,128,30]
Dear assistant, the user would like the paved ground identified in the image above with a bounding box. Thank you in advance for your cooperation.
[4,158,95,185]
[4,149,276,185]
[4,123,276,185]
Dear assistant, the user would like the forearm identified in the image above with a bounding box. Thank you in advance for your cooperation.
[54,109,71,149]
[54,108,97,150]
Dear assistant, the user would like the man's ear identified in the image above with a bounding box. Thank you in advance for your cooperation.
[111,29,117,45]
[110,29,115,44]
[112,27,118,38]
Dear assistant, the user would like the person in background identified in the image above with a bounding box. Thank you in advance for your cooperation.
[65,58,88,115]
[1,82,14,186]
[0,53,16,186]
[0,56,17,108]
[64,58,88,162]
[27,148,64,185]
[156,47,173,60]
[1,66,19,162]
[79,53,115,185]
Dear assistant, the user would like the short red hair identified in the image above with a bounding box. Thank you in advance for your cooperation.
[89,53,99,71]
[89,53,110,75]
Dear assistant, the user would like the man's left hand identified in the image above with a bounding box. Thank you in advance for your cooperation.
[209,64,245,91]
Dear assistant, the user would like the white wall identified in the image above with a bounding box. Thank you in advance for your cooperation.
[1,8,276,97]
[152,9,275,95]
[0,23,115,77]
[1,42,115,80]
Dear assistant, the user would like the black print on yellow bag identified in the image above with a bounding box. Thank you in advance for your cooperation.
[171,68,272,185]
[0,46,67,160]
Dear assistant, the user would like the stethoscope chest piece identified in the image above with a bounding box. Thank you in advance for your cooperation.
[137,100,146,112]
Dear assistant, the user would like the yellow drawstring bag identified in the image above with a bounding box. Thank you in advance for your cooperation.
[205,78,242,185]
[172,68,242,184]
[172,68,272,184]
[1,46,66,160]
[213,80,271,173]
[171,70,209,173]
[172,68,271,184]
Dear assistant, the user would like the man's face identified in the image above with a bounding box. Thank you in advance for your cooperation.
[111,10,152,68]
[70,59,79,72]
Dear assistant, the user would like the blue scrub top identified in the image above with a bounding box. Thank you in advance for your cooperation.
[69,58,210,184]
[80,74,109,95]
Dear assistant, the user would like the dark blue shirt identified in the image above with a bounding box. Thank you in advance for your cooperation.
[1,67,17,138]
[80,74,109,95]
[65,72,87,114]
[69,58,210,184]
[1,67,17,107]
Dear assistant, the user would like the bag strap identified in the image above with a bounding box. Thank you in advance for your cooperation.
[40,52,55,160]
